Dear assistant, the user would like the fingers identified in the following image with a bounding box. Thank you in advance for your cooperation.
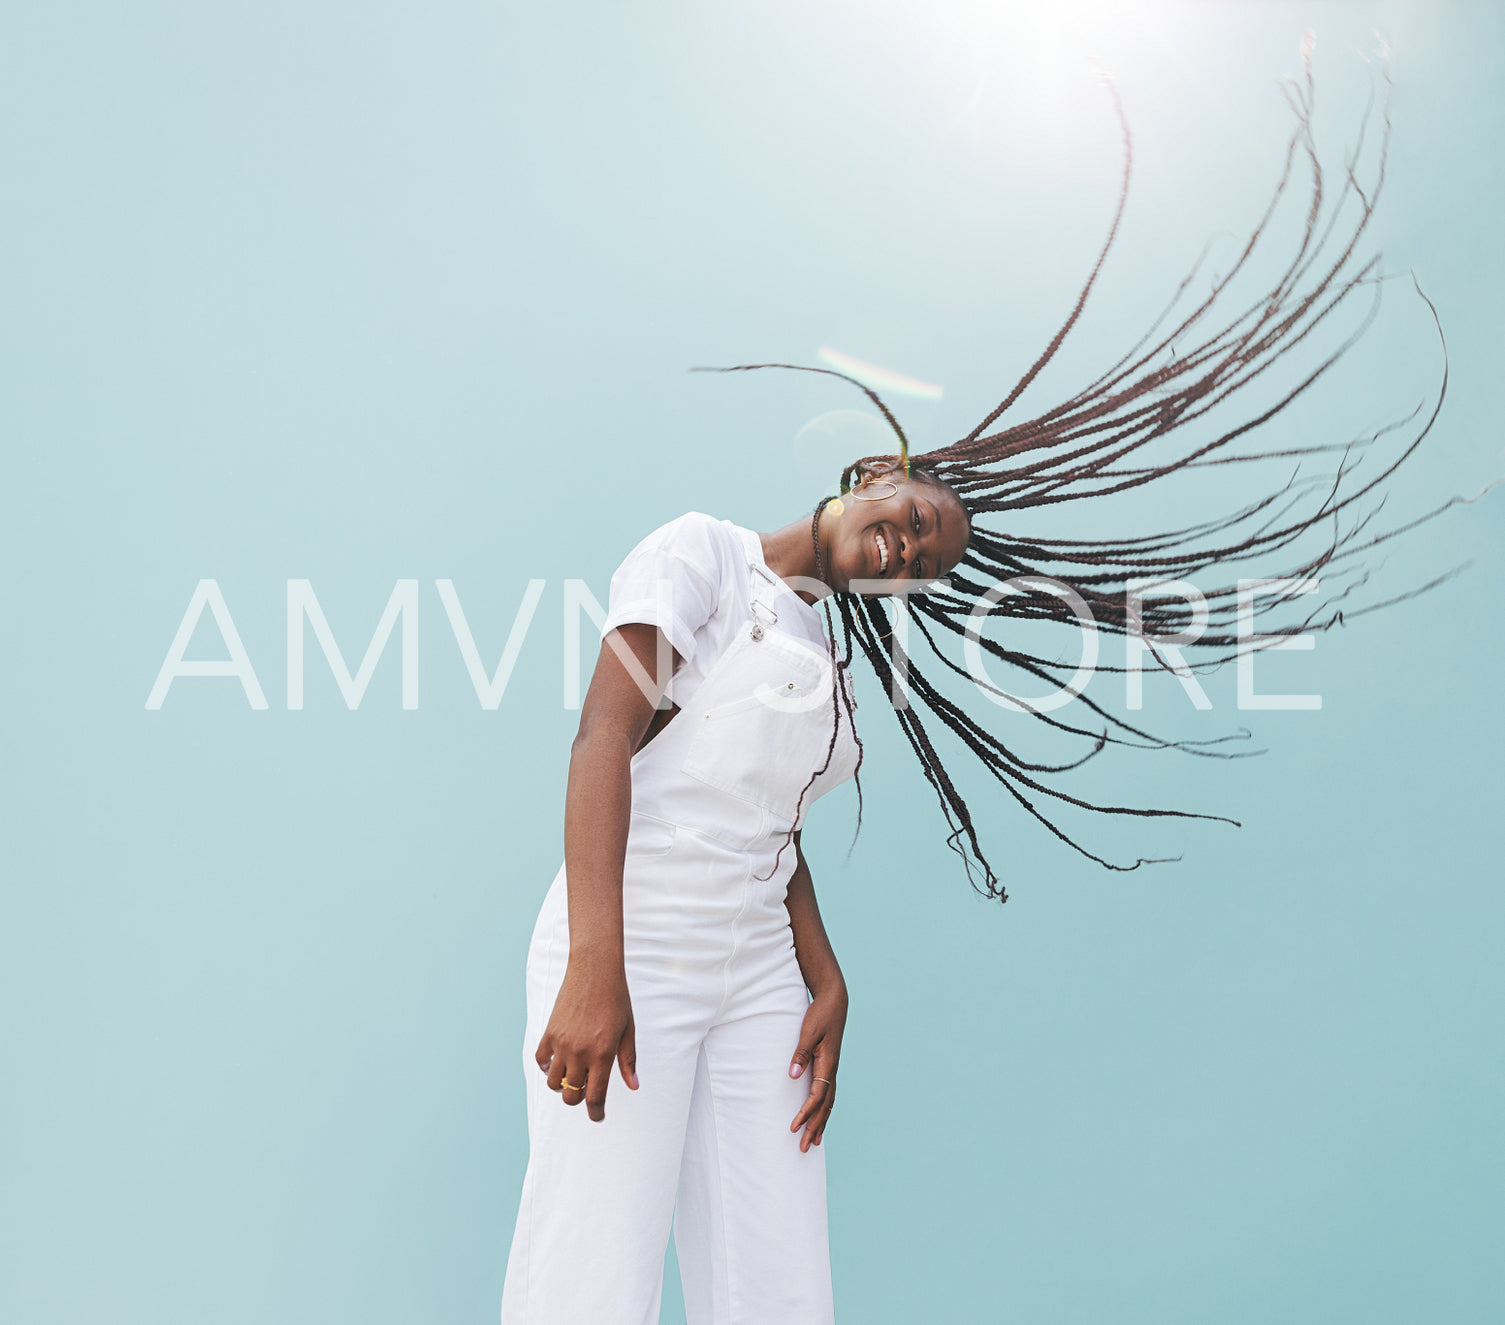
[790,1061,837,1153]
[583,1065,609,1123]
[617,1020,640,1092]
[798,1078,835,1153]
[534,1033,553,1077]
[789,1077,824,1133]
[555,1061,588,1108]
[808,1082,835,1151]
[544,1050,569,1096]
[545,1054,615,1121]
[789,1017,841,1151]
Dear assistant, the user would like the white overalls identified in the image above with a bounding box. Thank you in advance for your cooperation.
[501,522,861,1324]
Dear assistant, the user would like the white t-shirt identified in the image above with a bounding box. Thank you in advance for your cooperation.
[599,511,834,707]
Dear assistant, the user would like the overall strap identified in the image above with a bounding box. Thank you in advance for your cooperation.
[741,530,783,639]
[748,563,782,633]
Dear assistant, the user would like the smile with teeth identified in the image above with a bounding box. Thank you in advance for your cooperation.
[874,529,888,575]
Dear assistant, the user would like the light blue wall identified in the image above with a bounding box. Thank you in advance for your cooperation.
[3,3,1501,1321]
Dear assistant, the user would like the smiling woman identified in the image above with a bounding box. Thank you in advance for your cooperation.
[817,461,970,587]
[498,45,1471,1325]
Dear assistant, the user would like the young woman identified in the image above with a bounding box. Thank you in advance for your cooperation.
[500,464,968,1323]
[501,52,1471,1323]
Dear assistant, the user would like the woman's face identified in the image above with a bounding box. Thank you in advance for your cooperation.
[822,474,970,595]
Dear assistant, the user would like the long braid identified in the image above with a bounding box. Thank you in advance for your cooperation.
[709,43,1486,899]
[817,499,868,852]
[829,596,866,857]
[757,496,851,882]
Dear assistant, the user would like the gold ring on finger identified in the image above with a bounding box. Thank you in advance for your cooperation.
[561,1077,582,1092]
[814,1076,833,1087]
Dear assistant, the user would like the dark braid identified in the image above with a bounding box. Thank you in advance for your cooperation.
[715,44,1489,899]
[831,598,866,856]
[810,495,869,852]
[758,495,865,881]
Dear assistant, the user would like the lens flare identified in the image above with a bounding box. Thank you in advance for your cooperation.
[815,346,944,402]
[792,409,896,487]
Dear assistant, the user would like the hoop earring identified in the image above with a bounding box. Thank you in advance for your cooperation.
[852,480,898,502]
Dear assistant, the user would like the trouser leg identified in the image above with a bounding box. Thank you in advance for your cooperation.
[500,878,709,1325]
[673,991,836,1324]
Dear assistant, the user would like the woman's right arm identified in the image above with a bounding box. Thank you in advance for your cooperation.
[534,621,675,1123]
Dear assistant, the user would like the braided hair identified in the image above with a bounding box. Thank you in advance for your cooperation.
[727,45,1479,900]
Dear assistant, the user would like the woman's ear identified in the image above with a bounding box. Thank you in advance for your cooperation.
[854,454,904,483]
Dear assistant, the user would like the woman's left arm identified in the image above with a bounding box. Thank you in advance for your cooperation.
[785,831,848,1153]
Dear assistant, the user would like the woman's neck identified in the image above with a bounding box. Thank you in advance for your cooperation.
[759,510,828,606]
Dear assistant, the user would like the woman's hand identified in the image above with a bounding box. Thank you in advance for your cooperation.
[535,955,639,1123]
[788,978,847,1152]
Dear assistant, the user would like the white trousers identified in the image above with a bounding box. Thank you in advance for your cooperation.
[500,825,836,1324]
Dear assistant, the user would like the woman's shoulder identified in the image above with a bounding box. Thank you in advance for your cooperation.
[648,509,740,544]
[607,511,752,600]
[626,511,748,569]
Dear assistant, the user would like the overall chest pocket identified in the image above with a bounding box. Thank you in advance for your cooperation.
[680,629,840,821]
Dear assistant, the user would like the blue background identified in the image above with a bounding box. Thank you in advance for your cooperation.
[3,2,1501,1321]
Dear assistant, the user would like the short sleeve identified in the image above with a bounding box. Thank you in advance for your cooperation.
[599,512,728,668]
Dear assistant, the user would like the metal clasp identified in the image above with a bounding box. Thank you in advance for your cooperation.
[749,563,780,641]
